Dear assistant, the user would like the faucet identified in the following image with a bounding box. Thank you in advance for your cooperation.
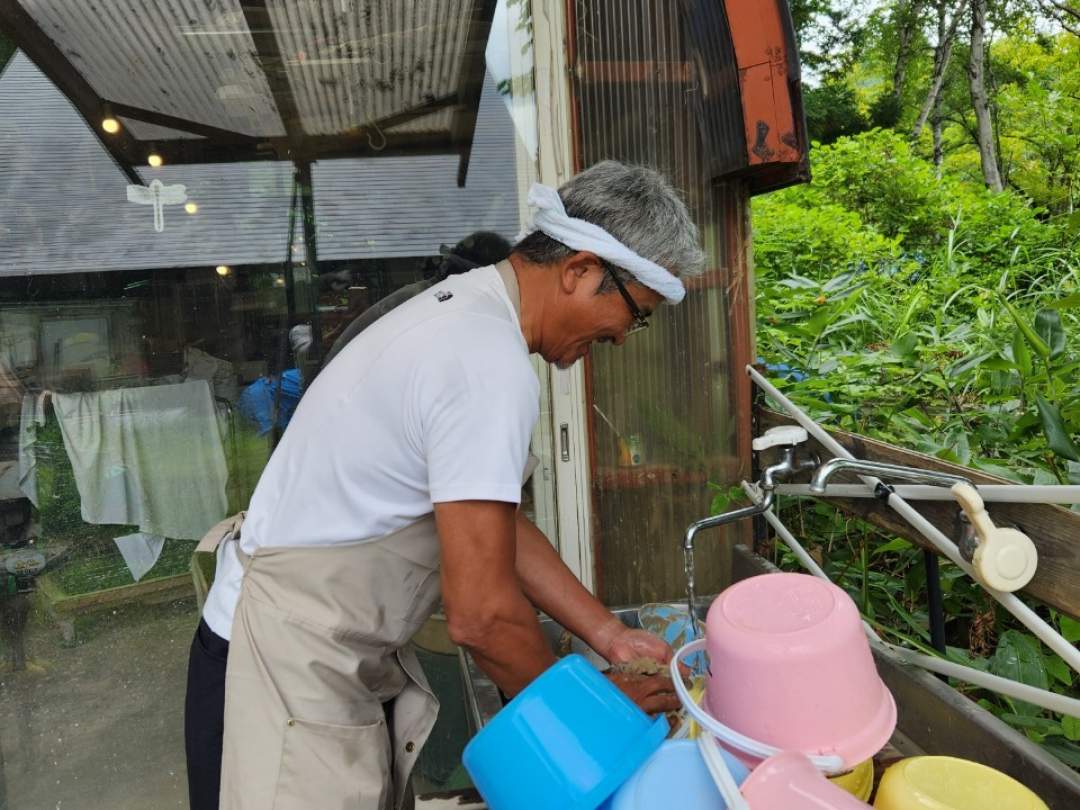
[808,458,972,495]
[681,425,817,634]
[682,426,819,554]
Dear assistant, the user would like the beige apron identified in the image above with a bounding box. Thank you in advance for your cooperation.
[217,261,528,810]
[219,517,442,810]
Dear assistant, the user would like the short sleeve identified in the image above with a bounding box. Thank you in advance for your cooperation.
[415,319,539,504]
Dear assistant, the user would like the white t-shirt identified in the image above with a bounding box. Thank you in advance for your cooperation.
[202,266,539,640]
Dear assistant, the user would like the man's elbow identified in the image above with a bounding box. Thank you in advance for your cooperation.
[446,610,499,650]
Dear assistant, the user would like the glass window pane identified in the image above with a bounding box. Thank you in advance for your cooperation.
[0,1,542,804]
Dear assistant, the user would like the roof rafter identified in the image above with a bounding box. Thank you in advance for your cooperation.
[450,0,497,187]
[106,101,259,143]
[239,0,304,148]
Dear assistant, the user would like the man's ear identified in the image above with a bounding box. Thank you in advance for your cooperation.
[559,251,603,294]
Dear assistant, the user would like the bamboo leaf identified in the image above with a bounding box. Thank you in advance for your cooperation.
[890,332,918,359]
[1001,296,1051,359]
[1034,309,1067,359]
[1011,329,1032,377]
[1043,738,1080,768]
[1048,292,1080,310]
[1036,396,1080,462]
[948,351,993,378]
[1045,652,1073,688]
[1064,716,1080,742]
[1059,614,1080,644]
[990,630,1049,716]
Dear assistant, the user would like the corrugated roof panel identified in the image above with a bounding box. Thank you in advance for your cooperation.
[312,70,521,259]
[21,0,286,137]
[385,107,455,134]
[266,0,471,136]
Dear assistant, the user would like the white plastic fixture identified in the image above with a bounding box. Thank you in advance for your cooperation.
[951,483,1038,592]
[752,424,808,452]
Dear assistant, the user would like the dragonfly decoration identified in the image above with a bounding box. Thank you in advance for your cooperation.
[126,179,188,233]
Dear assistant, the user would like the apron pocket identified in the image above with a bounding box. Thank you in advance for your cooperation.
[273,716,391,810]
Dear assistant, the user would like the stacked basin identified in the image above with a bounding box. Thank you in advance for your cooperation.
[463,572,1049,809]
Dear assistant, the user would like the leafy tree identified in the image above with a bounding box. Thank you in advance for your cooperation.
[803,81,872,143]
[790,0,872,78]
[993,33,1080,212]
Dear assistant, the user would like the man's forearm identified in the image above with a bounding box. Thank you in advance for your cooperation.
[436,500,557,697]
[459,589,557,696]
[513,512,625,659]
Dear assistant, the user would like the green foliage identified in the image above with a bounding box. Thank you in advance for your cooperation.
[867,90,903,129]
[753,196,900,283]
[800,129,951,243]
[992,33,1080,214]
[752,127,1080,767]
[802,82,870,144]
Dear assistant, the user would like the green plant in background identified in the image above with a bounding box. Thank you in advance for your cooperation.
[750,127,1080,768]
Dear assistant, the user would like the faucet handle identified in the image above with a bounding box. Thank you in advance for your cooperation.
[753,425,808,451]
[951,483,1038,592]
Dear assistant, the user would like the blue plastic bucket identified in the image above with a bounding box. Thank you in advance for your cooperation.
[602,740,750,809]
[463,655,669,810]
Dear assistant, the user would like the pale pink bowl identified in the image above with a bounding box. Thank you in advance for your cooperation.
[741,751,873,809]
[704,573,896,770]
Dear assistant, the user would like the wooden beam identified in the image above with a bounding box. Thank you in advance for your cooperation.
[106,100,258,143]
[112,93,462,164]
[724,181,755,487]
[450,0,497,187]
[758,408,1080,618]
[240,0,303,144]
[144,131,460,166]
[359,93,458,138]
[0,0,143,184]
[713,179,757,569]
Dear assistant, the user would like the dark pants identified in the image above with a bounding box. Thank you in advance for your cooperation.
[185,618,229,810]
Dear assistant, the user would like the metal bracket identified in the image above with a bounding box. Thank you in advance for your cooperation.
[874,482,895,502]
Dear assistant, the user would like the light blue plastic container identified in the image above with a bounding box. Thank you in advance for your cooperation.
[462,655,669,810]
[602,740,750,809]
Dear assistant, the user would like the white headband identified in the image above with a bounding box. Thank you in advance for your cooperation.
[517,183,686,304]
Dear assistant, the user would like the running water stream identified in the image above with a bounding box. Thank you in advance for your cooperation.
[684,544,700,639]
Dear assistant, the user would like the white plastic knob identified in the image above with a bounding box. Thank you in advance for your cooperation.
[752,425,809,452]
[952,483,1038,592]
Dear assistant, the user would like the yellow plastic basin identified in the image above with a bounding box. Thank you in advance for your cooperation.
[874,756,1048,810]
[829,757,874,802]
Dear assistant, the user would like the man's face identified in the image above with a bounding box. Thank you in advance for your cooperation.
[541,253,664,369]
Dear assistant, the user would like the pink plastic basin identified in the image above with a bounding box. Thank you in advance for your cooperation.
[741,751,873,809]
[704,573,896,769]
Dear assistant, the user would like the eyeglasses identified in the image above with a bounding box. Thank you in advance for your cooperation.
[605,267,650,335]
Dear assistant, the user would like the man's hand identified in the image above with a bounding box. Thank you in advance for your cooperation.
[602,626,676,667]
[606,670,680,715]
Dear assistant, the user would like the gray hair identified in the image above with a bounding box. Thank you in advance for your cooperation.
[512,161,706,295]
